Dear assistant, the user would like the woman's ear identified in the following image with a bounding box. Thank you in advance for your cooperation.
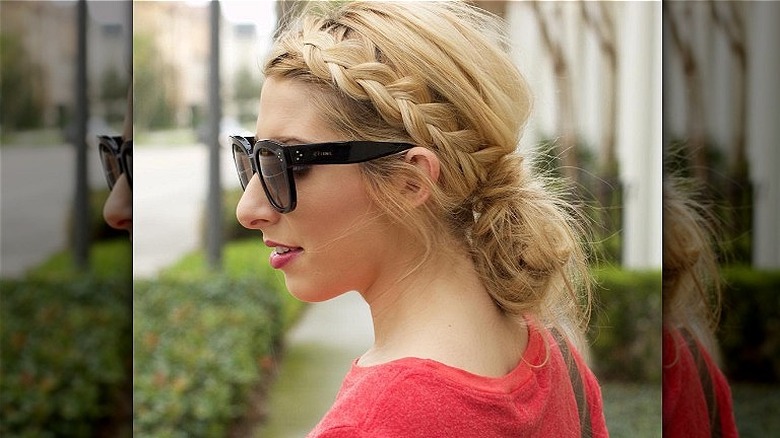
[401,146,440,206]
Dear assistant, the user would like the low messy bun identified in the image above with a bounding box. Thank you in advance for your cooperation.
[470,152,587,319]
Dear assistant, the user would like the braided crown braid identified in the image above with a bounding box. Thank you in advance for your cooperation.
[266,1,591,344]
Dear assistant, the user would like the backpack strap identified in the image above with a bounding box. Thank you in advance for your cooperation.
[551,329,591,438]
[680,329,721,438]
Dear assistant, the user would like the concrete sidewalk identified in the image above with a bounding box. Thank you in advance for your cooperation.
[256,292,374,438]
[1,145,106,277]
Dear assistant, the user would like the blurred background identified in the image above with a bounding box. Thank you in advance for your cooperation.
[1,1,131,275]
[1,1,777,437]
[1,1,133,436]
[662,1,780,436]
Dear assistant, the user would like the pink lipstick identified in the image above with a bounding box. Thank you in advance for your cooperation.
[266,241,303,269]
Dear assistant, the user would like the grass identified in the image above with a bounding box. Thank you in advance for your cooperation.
[253,342,352,438]
[600,381,780,437]
[731,383,780,437]
[601,381,661,437]
[25,239,132,280]
[161,239,276,279]
[134,128,198,146]
[0,128,66,146]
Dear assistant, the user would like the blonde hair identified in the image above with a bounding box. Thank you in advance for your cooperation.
[266,1,591,346]
[663,178,722,359]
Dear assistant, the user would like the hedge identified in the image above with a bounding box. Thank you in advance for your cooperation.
[588,268,662,382]
[0,240,132,437]
[158,239,303,331]
[586,267,780,384]
[133,277,281,436]
[718,267,780,382]
[133,239,304,436]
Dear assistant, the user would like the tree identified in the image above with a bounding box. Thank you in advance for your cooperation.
[529,1,580,185]
[99,68,129,125]
[580,1,622,242]
[233,67,262,124]
[709,0,751,241]
[664,2,709,184]
[0,34,47,131]
[133,33,179,130]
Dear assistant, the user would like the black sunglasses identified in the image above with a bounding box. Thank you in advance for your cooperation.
[97,135,132,190]
[230,136,414,213]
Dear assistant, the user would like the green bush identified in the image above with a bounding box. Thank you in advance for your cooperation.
[160,239,302,330]
[0,240,132,437]
[585,266,780,385]
[588,268,662,382]
[133,239,304,436]
[26,239,132,280]
[718,267,780,382]
[134,277,281,437]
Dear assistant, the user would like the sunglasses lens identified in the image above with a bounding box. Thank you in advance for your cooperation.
[99,144,121,189]
[232,144,253,189]
[257,146,290,211]
[124,149,133,187]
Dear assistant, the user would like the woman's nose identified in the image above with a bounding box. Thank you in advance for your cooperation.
[236,174,280,230]
[103,174,133,236]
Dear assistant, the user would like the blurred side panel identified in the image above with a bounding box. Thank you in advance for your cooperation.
[662,1,780,436]
[0,1,132,436]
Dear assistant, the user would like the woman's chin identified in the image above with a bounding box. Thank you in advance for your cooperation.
[286,282,345,303]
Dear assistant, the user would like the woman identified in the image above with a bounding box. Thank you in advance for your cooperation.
[234,2,606,436]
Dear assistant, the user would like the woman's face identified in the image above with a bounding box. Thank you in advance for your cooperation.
[236,76,406,302]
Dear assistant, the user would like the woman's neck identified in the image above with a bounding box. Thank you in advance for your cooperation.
[358,249,528,378]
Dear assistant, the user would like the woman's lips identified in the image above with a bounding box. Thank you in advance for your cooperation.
[268,245,303,269]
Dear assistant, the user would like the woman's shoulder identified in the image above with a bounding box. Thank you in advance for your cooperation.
[344,321,548,396]
[310,359,518,438]
[334,322,603,403]
[306,360,435,437]
[309,322,607,438]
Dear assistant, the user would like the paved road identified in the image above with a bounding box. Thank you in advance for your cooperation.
[133,144,239,277]
[1,143,238,278]
[1,144,106,277]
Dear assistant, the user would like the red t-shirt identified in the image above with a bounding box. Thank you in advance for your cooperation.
[308,324,608,437]
[663,328,739,438]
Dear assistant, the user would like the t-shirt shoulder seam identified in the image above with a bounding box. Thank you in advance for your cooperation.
[353,366,422,430]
